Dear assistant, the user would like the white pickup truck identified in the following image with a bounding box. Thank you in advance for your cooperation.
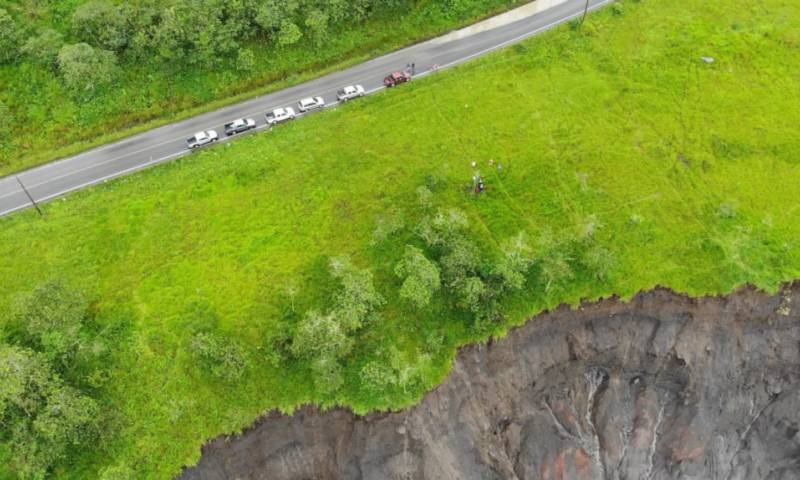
[265,107,296,125]
[337,85,365,102]
[186,130,218,149]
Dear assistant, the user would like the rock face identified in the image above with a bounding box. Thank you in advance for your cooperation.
[180,286,800,480]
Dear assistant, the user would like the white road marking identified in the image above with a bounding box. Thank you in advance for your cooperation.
[33,150,189,206]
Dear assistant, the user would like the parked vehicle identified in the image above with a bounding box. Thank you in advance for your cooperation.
[265,107,296,125]
[383,71,411,87]
[337,85,365,102]
[298,96,325,113]
[224,118,256,136]
[186,130,218,149]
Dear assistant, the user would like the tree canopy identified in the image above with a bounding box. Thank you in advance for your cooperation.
[0,344,99,480]
[57,43,116,93]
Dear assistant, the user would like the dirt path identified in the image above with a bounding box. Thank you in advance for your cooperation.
[179,285,800,479]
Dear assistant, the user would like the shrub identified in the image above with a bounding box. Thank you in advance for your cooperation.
[493,233,535,291]
[582,244,615,281]
[329,256,385,331]
[438,236,481,284]
[11,281,88,370]
[72,1,129,51]
[361,347,432,398]
[455,276,486,312]
[21,29,64,67]
[57,43,116,93]
[255,0,297,32]
[539,249,574,293]
[371,212,404,245]
[190,333,249,382]
[310,354,345,395]
[416,208,469,248]
[395,245,441,308]
[236,48,256,72]
[360,361,395,394]
[290,310,353,360]
[416,185,433,209]
[278,20,303,46]
[0,8,19,64]
[305,9,329,45]
[291,311,353,395]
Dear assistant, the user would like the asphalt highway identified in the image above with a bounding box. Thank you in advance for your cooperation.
[0,0,609,217]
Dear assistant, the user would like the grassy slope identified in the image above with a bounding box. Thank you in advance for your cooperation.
[1,0,800,477]
[0,0,524,175]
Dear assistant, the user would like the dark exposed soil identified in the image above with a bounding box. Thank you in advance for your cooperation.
[179,285,800,480]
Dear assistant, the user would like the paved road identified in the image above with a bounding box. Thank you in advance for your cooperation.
[0,0,609,217]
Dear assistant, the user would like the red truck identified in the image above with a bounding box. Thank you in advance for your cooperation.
[383,71,412,87]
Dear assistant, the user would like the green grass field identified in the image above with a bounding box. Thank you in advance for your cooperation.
[0,0,524,175]
[1,0,799,477]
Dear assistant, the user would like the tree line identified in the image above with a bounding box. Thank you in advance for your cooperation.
[0,0,406,93]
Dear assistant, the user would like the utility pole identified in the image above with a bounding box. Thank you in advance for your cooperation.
[16,176,43,217]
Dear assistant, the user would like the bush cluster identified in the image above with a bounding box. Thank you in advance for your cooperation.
[189,332,250,382]
[1,282,109,480]
[291,256,384,395]
[412,208,535,330]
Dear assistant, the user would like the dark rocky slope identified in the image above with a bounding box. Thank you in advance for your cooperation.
[180,285,800,480]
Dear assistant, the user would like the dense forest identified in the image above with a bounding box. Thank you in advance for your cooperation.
[0,0,520,173]
[3,0,411,88]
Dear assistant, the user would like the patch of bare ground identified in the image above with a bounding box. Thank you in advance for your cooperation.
[180,284,800,480]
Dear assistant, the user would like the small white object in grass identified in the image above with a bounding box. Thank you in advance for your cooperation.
[701,56,715,63]
[471,161,477,168]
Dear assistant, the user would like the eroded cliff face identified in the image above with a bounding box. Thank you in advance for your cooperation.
[180,285,800,480]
